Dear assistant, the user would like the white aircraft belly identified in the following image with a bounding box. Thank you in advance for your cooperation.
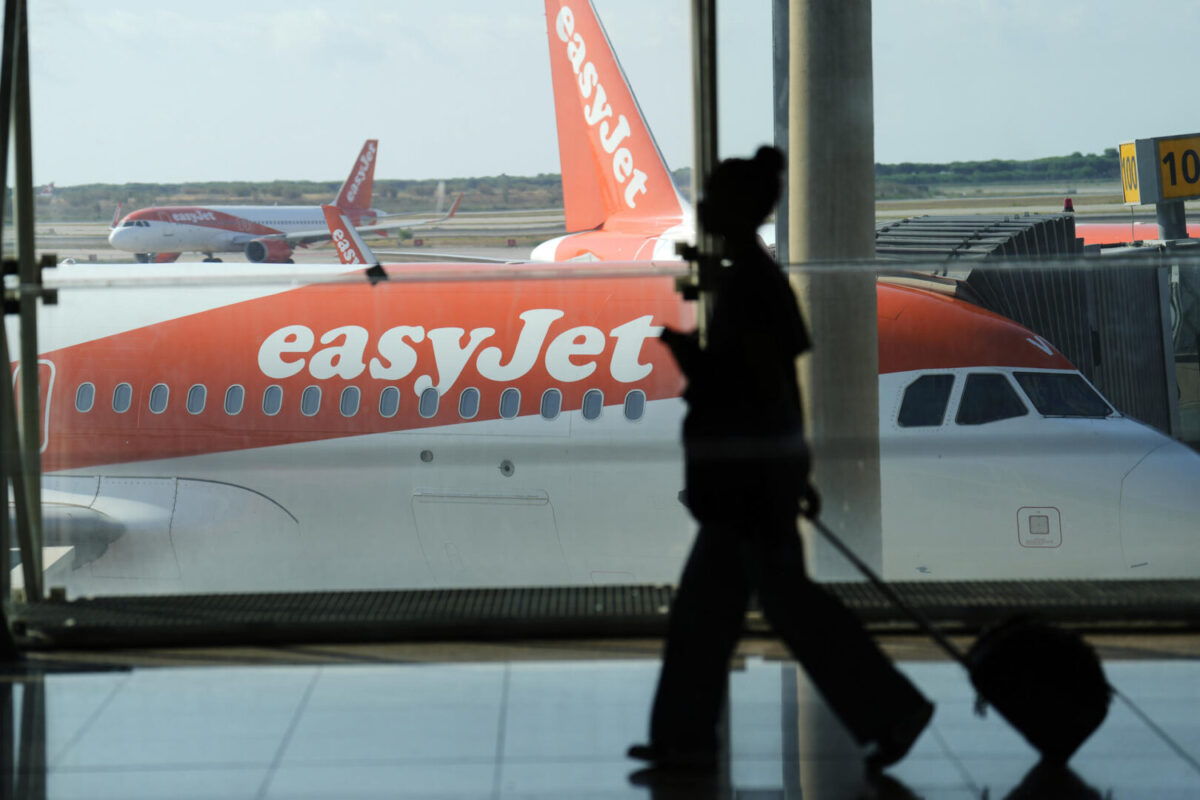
[44,399,692,597]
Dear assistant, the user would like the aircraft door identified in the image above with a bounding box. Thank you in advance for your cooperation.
[11,359,55,454]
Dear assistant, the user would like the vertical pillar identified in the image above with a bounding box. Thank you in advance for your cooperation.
[1156,200,1188,241]
[788,0,882,577]
[772,0,789,265]
[690,0,719,343]
[11,0,43,598]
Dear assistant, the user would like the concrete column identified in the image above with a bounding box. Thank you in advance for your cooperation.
[788,0,882,577]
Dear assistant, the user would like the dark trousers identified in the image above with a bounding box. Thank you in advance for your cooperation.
[649,513,928,753]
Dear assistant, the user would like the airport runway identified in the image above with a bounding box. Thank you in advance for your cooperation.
[11,194,1189,266]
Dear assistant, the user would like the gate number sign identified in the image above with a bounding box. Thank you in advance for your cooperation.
[1121,134,1200,205]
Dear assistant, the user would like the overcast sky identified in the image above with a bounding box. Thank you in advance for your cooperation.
[25,0,1200,186]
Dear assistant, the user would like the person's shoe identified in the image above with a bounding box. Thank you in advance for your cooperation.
[865,700,934,773]
[627,742,717,772]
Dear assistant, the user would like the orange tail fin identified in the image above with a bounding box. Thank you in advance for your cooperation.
[333,139,378,210]
[544,0,684,232]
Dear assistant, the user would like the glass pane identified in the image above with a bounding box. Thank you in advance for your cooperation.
[898,374,954,427]
[186,384,206,415]
[224,385,245,415]
[1015,372,1112,418]
[955,374,1028,426]
[262,385,283,416]
[112,383,132,414]
[540,389,561,419]
[499,388,521,419]
[624,390,646,421]
[458,388,480,420]
[419,387,439,419]
[340,386,361,417]
[74,382,94,413]
[581,389,603,420]
[379,386,400,418]
[148,383,169,414]
[301,386,322,417]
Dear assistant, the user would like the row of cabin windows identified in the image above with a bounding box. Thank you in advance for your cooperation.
[897,371,1112,428]
[73,382,647,422]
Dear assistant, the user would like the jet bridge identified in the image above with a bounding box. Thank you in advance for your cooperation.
[874,213,1082,261]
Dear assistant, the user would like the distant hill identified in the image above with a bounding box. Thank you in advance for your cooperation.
[874,149,1121,198]
[23,151,1122,222]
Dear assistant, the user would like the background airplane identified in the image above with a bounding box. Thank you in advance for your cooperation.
[106,139,460,264]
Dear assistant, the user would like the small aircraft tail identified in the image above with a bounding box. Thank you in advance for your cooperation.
[544,0,685,232]
[333,139,379,211]
[321,204,386,283]
[110,202,123,228]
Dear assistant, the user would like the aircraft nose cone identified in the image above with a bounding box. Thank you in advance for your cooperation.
[108,226,134,250]
[1119,441,1200,575]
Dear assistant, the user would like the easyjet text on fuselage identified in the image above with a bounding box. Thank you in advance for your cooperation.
[257,310,663,398]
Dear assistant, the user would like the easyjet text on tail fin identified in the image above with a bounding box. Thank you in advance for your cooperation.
[333,139,379,211]
[544,0,684,232]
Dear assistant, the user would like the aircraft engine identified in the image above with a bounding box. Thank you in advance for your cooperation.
[244,238,294,263]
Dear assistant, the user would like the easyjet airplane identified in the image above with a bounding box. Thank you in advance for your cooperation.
[106,139,461,264]
[12,0,1199,597]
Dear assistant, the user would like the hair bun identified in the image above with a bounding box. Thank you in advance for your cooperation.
[754,146,785,175]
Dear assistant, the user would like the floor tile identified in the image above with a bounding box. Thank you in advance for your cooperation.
[502,660,655,761]
[264,761,495,799]
[44,765,268,800]
[283,704,504,763]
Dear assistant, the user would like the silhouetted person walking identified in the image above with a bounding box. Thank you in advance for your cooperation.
[629,147,932,774]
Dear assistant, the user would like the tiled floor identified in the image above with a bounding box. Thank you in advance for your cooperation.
[2,653,1198,798]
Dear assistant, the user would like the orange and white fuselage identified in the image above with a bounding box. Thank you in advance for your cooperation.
[18,260,1200,597]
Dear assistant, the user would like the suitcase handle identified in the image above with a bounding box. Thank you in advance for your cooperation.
[809,517,970,669]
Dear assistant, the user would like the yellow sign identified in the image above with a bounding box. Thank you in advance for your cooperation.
[1156,135,1200,200]
[1120,141,1140,204]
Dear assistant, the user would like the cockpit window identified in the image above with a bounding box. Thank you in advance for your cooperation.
[955,373,1028,425]
[898,374,954,427]
[1014,372,1112,418]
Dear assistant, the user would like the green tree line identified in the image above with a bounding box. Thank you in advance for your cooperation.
[19,151,1121,222]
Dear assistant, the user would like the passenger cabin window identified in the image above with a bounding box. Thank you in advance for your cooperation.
[379,386,400,418]
[458,387,480,420]
[540,389,562,419]
[340,386,360,417]
[624,390,646,421]
[1014,372,1112,418]
[582,389,603,420]
[186,384,206,415]
[898,374,954,427]
[301,386,321,417]
[149,383,169,414]
[75,382,95,412]
[263,385,283,416]
[112,383,132,413]
[418,387,439,419]
[499,388,520,419]
[955,373,1028,425]
[224,385,245,415]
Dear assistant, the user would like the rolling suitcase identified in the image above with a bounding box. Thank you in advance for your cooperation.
[810,517,1111,763]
